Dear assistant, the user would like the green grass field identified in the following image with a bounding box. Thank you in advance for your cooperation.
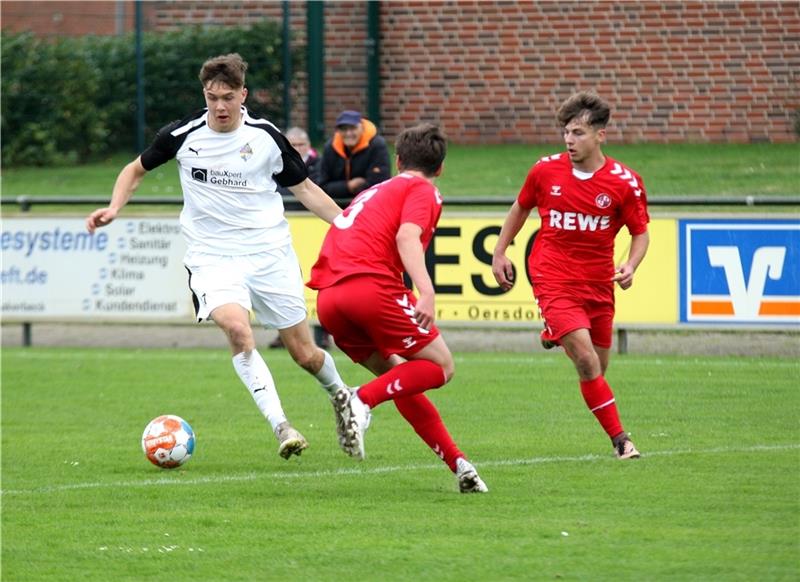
[2,348,798,581]
[2,143,798,200]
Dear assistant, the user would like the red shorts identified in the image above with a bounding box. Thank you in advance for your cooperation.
[533,281,615,349]
[316,275,440,363]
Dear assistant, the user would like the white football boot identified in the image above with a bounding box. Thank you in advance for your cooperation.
[274,422,308,460]
[331,387,371,460]
[614,438,641,460]
[455,457,489,493]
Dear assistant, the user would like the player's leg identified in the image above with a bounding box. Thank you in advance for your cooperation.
[315,282,382,458]
[247,245,350,450]
[535,282,638,459]
[334,334,451,460]
[589,308,639,459]
[355,339,487,491]
[319,279,454,460]
[211,302,257,353]
[209,302,305,459]
[198,251,309,460]
[560,329,638,460]
[359,352,404,376]
[392,393,487,493]
[278,319,346,397]
[358,349,454,449]
[595,345,611,376]
[560,327,623,442]
[355,335,453,408]
[344,337,451,456]
[562,328,623,438]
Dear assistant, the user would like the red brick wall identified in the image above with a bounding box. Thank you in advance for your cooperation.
[376,1,799,144]
[1,1,139,36]
[4,0,797,144]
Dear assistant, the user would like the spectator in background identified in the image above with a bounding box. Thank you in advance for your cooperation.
[277,127,320,194]
[271,126,330,349]
[317,110,391,206]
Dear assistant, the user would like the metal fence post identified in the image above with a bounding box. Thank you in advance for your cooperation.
[618,328,628,355]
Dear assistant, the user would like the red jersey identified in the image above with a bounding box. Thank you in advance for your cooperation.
[517,152,649,283]
[308,173,443,289]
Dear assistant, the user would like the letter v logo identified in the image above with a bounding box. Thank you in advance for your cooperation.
[707,246,786,317]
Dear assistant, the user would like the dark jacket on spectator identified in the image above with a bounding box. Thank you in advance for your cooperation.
[317,118,391,203]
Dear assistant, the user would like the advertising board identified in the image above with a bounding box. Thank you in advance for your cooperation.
[5,214,794,330]
[679,219,800,325]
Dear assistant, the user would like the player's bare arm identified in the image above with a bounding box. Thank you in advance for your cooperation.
[288,178,343,224]
[86,156,148,233]
[613,231,650,290]
[397,222,436,330]
[492,200,531,290]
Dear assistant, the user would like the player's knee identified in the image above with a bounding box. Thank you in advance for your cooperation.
[289,343,319,372]
[223,320,254,352]
[440,359,455,384]
[572,351,600,379]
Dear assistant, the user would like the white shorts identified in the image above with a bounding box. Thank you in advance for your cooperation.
[184,245,307,330]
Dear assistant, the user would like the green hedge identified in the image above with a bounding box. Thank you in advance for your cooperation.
[1,22,294,166]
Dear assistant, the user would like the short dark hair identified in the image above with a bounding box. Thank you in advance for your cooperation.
[557,91,610,129]
[199,53,247,89]
[395,123,447,176]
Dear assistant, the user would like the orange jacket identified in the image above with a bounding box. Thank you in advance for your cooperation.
[318,118,391,201]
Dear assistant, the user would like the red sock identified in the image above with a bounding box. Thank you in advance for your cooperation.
[356,360,446,409]
[579,376,624,439]
[394,394,464,472]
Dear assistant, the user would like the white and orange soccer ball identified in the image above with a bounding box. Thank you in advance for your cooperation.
[141,415,195,469]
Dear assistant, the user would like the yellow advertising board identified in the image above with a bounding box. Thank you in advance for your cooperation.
[616,218,677,323]
[289,214,677,326]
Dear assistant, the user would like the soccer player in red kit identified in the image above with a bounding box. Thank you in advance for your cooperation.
[492,91,649,460]
[308,123,488,493]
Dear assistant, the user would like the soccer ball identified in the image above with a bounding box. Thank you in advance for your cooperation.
[141,415,195,469]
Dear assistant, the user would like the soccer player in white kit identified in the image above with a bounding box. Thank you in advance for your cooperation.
[86,53,348,460]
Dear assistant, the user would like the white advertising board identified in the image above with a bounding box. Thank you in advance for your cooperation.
[1,217,193,322]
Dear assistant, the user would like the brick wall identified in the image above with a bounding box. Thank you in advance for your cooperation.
[3,0,797,144]
[376,1,799,144]
[1,1,139,36]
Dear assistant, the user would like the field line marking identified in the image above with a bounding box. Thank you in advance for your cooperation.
[2,443,797,497]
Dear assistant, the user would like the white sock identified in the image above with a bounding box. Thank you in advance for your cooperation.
[314,350,345,395]
[232,349,286,431]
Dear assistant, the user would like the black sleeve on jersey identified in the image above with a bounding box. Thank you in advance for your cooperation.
[263,125,309,188]
[140,120,183,171]
[139,109,205,170]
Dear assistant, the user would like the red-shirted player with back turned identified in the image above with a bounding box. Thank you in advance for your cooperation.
[492,91,649,460]
[308,123,488,493]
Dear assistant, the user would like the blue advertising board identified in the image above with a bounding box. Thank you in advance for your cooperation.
[679,219,800,325]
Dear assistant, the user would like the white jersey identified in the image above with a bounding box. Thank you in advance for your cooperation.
[140,107,308,255]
